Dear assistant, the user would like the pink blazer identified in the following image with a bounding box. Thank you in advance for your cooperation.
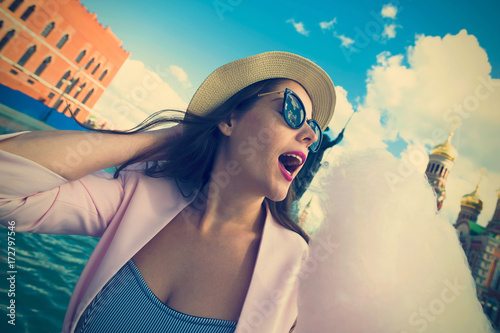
[0,131,308,333]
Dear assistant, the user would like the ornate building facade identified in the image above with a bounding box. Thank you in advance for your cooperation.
[455,189,500,328]
[425,132,500,328]
[0,0,129,123]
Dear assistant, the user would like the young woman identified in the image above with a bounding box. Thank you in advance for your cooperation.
[0,51,336,332]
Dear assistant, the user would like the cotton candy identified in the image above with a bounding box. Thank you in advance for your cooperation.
[295,149,495,333]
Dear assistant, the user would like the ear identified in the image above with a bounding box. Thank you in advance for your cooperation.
[218,118,235,137]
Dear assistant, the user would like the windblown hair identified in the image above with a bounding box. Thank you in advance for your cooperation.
[69,78,309,242]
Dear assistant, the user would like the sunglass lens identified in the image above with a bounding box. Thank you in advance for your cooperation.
[308,120,322,152]
[284,93,305,128]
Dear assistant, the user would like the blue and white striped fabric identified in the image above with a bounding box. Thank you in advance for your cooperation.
[75,259,237,333]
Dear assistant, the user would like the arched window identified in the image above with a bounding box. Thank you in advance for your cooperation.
[75,50,86,63]
[53,99,63,110]
[73,108,80,117]
[34,56,51,76]
[18,45,36,67]
[55,70,71,89]
[0,21,3,29]
[63,104,71,115]
[8,0,23,12]
[91,63,100,75]
[21,5,35,21]
[82,88,94,104]
[85,58,94,70]
[65,78,79,95]
[41,22,54,38]
[0,29,15,52]
[74,82,86,99]
[99,69,107,81]
[56,34,68,49]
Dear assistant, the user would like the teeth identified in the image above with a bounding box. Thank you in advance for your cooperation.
[282,153,303,165]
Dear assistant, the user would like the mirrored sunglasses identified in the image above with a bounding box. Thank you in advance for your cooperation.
[257,88,322,152]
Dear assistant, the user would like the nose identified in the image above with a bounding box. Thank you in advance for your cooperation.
[297,120,318,149]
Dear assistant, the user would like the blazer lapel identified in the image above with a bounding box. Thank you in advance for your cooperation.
[235,203,304,333]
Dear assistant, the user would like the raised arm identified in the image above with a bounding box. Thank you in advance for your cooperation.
[0,126,179,181]
[0,126,182,235]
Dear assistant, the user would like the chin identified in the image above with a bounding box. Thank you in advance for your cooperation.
[266,185,290,202]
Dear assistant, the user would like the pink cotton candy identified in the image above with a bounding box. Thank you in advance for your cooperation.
[295,149,495,333]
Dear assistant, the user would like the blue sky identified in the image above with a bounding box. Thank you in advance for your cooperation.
[81,0,500,99]
[81,0,500,227]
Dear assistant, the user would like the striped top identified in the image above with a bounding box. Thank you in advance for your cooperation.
[75,259,237,333]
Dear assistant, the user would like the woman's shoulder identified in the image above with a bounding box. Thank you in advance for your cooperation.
[265,211,309,257]
[119,161,198,200]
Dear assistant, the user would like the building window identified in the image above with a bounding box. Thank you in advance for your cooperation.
[65,78,79,95]
[20,5,35,21]
[41,22,54,37]
[74,83,86,99]
[73,108,80,116]
[0,29,15,52]
[17,45,36,67]
[55,70,71,89]
[82,88,94,104]
[8,0,23,12]
[91,63,100,75]
[99,70,107,81]
[75,50,86,63]
[56,34,68,49]
[48,92,55,99]
[34,56,51,76]
[53,99,63,110]
[0,21,3,29]
[85,58,94,70]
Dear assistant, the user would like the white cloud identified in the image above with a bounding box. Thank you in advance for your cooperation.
[361,29,500,227]
[91,58,188,130]
[381,4,398,19]
[327,85,386,152]
[169,65,192,88]
[334,31,355,48]
[286,18,310,36]
[319,18,336,31]
[382,23,398,39]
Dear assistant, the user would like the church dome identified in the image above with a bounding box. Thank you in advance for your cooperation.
[430,138,458,161]
[461,187,483,212]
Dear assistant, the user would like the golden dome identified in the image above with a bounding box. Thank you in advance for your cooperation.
[430,130,458,161]
[461,186,483,212]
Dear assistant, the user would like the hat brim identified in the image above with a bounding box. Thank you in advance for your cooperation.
[187,51,336,131]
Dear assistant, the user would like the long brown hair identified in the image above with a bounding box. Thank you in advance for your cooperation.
[70,78,309,242]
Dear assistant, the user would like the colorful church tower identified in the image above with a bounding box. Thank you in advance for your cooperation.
[425,126,458,210]
[486,190,500,236]
[455,179,485,238]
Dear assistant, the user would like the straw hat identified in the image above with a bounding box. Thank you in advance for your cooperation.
[187,51,336,130]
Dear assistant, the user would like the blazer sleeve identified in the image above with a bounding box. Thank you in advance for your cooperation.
[0,131,127,237]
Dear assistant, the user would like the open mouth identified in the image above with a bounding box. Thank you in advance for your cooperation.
[278,152,306,181]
